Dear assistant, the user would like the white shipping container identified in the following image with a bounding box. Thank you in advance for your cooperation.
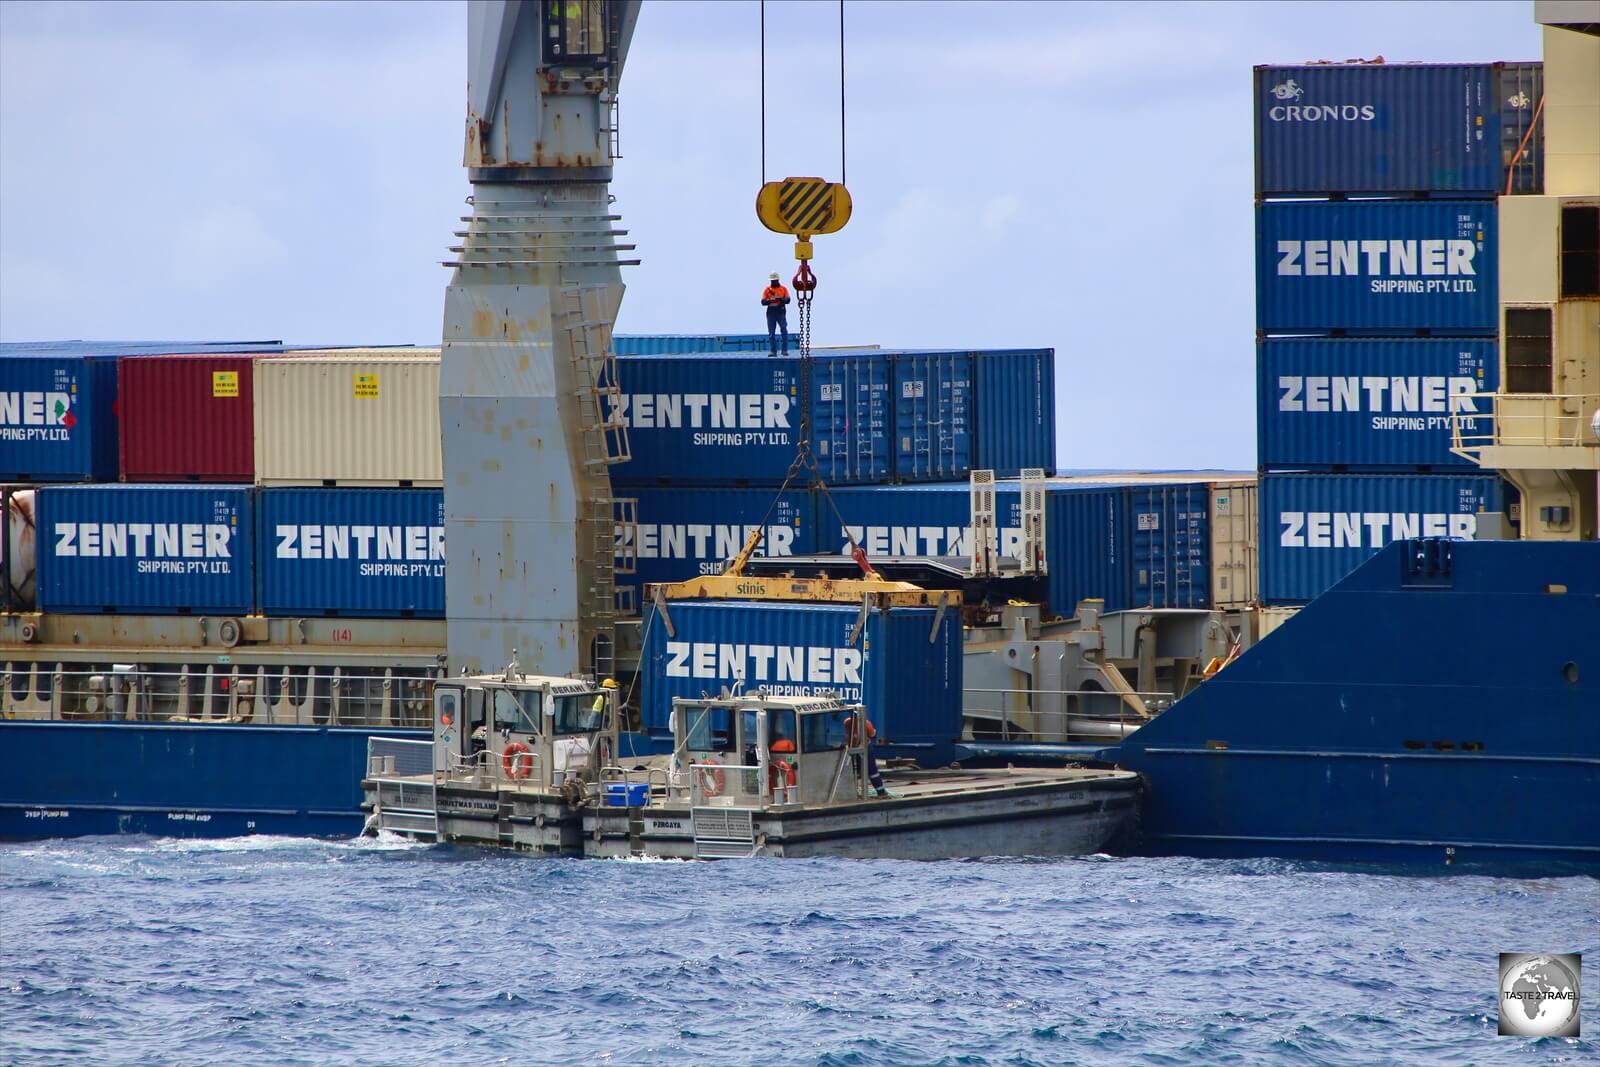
[1210,480,1258,610]
[254,350,442,486]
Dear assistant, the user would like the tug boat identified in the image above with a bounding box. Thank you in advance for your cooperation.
[363,668,1140,860]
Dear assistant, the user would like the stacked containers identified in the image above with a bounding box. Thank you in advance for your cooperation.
[610,345,1056,607]
[618,487,814,609]
[825,477,1234,615]
[0,341,287,483]
[1253,62,1534,603]
[17,343,445,619]
[251,350,444,616]
[2,342,283,615]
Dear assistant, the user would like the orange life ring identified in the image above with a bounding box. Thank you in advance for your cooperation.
[699,758,726,797]
[768,758,797,791]
[502,741,533,780]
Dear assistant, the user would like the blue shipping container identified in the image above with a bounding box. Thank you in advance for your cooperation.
[612,334,773,355]
[36,484,255,614]
[1254,63,1544,197]
[616,487,815,610]
[827,480,1207,613]
[1258,338,1498,471]
[609,354,806,486]
[640,599,961,763]
[1256,200,1498,335]
[0,354,120,482]
[257,488,445,618]
[974,348,1057,477]
[1127,484,1211,610]
[810,351,893,485]
[892,350,972,482]
[1258,472,1506,604]
[609,352,893,487]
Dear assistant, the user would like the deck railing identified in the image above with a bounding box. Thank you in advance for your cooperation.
[1451,392,1600,459]
[2,664,437,729]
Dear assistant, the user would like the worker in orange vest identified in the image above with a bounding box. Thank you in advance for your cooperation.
[761,272,790,357]
[844,712,892,797]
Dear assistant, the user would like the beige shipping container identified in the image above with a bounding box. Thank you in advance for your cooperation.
[254,350,442,485]
[1253,605,1299,643]
[1210,480,1258,610]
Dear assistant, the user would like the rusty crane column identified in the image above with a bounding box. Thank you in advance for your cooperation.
[441,0,641,677]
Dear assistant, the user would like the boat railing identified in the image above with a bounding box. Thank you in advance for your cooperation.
[962,687,1173,743]
[365,735,439,836]
[1,663,437,730]
[687,760,767,807]
[366,735,435,779]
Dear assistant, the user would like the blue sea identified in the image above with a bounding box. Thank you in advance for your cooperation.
[2,837,1594,1066]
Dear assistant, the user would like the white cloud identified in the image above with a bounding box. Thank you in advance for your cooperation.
[0,0,1545,468]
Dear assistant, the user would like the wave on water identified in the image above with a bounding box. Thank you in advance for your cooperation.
[1,843,1594,1066]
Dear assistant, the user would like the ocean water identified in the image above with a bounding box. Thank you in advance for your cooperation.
[1,837,1594,1066]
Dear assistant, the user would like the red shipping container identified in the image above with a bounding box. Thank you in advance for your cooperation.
[117,354,257,481]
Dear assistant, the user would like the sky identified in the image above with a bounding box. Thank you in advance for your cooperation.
[0,0,1544,469]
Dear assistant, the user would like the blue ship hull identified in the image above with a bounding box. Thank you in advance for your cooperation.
[0,721,427,840]
[1107,539,1600,869]
[3,540,1594,866]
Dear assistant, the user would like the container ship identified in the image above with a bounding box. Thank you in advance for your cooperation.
[2,1,1596,866]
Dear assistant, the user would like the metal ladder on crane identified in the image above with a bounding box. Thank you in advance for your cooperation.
[558,282,637,676]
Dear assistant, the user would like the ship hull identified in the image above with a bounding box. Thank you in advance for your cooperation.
[0,721,427,841]
[1107,539,1600,870]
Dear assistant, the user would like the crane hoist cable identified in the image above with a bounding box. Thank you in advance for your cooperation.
[755,0,852,458]
[725,437,878,581]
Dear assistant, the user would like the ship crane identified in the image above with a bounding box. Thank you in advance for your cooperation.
[440,0,643,679]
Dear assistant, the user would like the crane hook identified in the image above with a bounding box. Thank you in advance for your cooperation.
[792,260,817,293]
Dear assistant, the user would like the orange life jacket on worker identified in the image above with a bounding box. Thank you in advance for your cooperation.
[843,715,876,746]
[762,283,790,306]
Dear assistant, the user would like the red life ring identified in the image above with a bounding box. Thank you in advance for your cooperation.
[768,758,797,791]
[502,741,533,780]
[699,758,726,797]
[595,736,613,768]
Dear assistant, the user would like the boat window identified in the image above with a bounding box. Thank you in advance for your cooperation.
[682,707,731,751]
[493,688,540,733]
[802,710,852,753]
[740,708,760,758]
[768,709,797,754]
[552,692,606,735]
[435,688,459,727]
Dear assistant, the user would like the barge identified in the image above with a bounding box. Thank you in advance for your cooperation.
[365,675,1139,860]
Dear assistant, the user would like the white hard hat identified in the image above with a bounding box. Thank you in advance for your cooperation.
[769,272,780,281]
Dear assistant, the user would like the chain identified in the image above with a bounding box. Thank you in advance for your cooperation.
[798,295,813,450]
